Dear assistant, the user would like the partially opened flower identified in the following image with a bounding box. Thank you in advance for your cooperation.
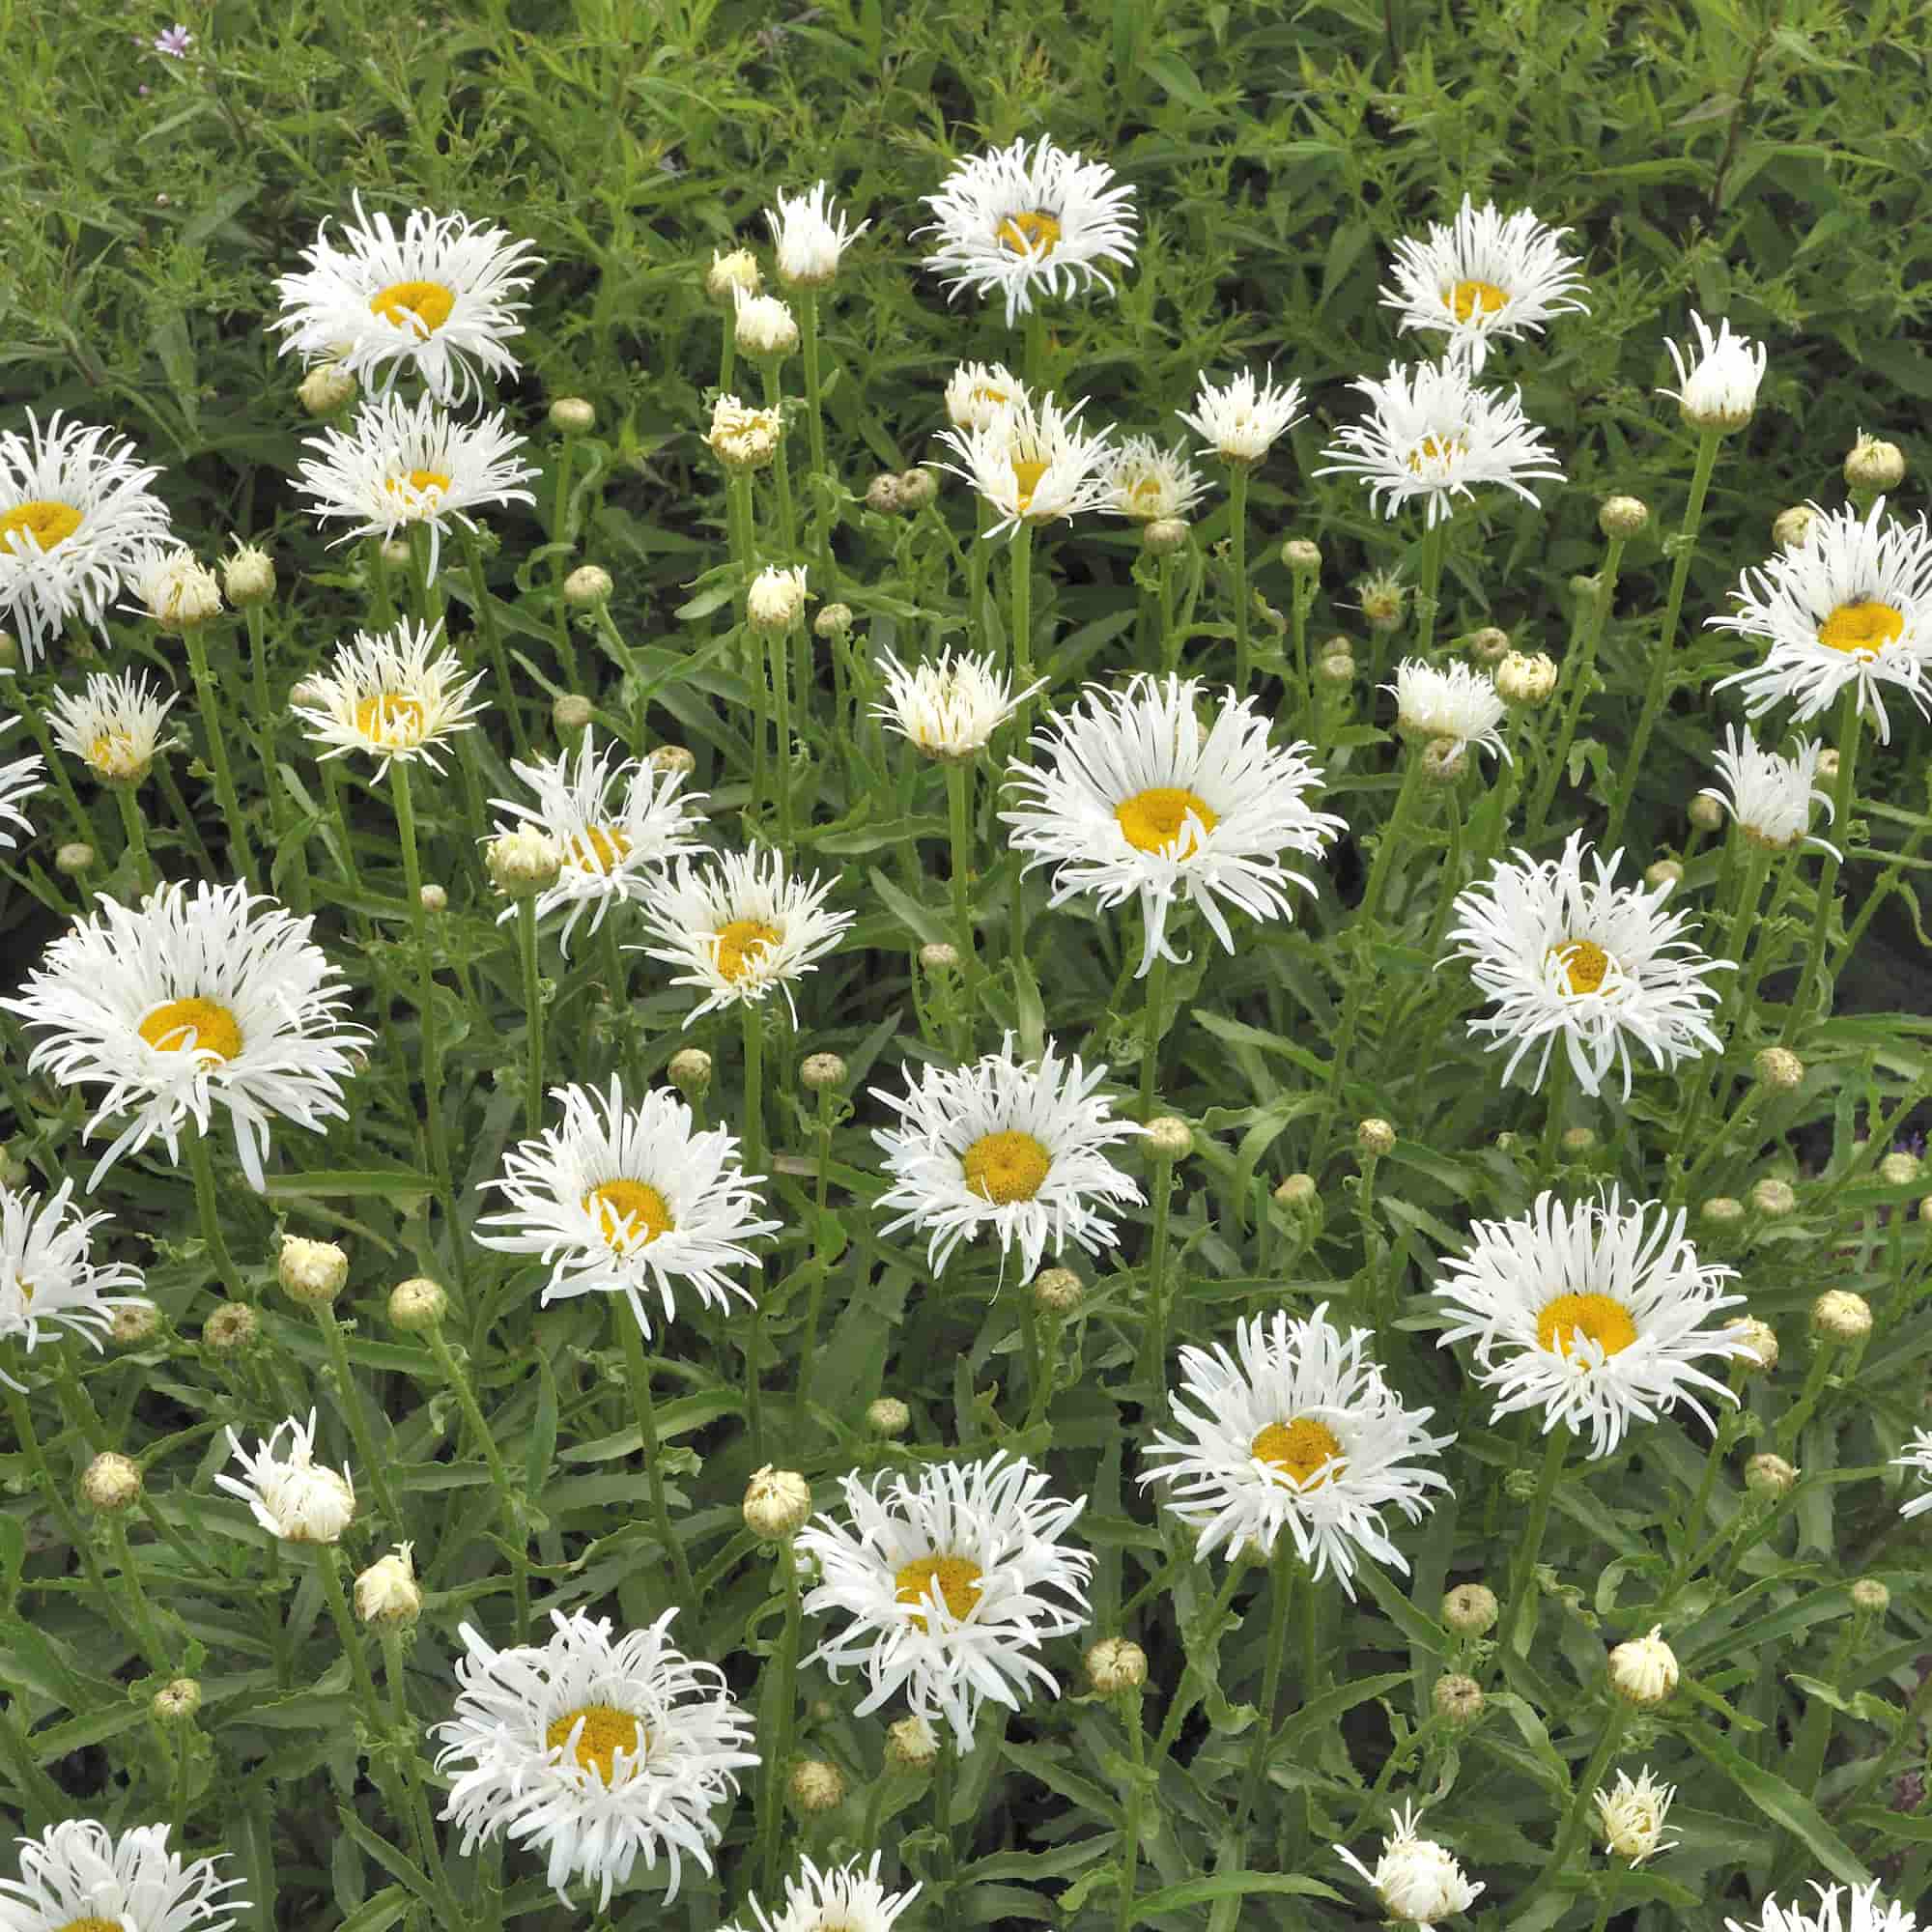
[1177,367,1305,467]
[1726,1883,1919,1932]
[0,879,366,1189]
[1386,659,1509,763]
[0,1179,146,1389]
[1003,673,1345,977]
[1141,1305,1454,1592]
[871,1033,1144,1280]
[872,647,1039,760]
[704,395,784,472]
[796,1453,1094,1744]
[1662,310,1769,432]
[475,1076,778,1340]
[933,389,1116,538]
[0,719,45,848]
[0,1820,247,1932]
[918,135,1137,325]
[46,669,179,787]
[1316,359,1565,527]
[1710,497,1932,743]
[1595,1766,1678,1864]
[292,617,487,777]
[1697,724,1837,854]
[1380,195,1588,373]
[727,1855,921,1932]
[1435,1189,1750,1458]
[1337,1803,1484,1931]
[0,411,173,663]
[1442,832,1730,1097]
[126,542,222,633]
[1103,435,1208,522]
[490,730,708,952]
[944,361,1030,433]
[435,1608,758,1910]
[765,181,869,286]
[295,391,538,582]
[215,1408,355,1542]
[1890,1427,1932,1519]
[271,191,542,406]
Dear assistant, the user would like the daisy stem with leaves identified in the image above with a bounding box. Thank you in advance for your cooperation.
[1411,513,1448,662]
[181,624,258,890]
[377,1624,457,1905]
[113,786,156,894]
[242,603,310,915]
[760,361,799,560]
[1226,464,1253,691]
[461,526,531,763]
[728,475,768,823]
[1234,1545,1297,1834]
[945,760,976,970]
[14,691,91,851]
[515,898,544,1138]
[388,762,453,1208]
[1137,1113,1178,1385]
[311,1299,407,1536]
[771,612,795,848]
[1359,741,1429,930]
[1784,685,1862,1042]
[1528,534,1627,840]
[186,1124,250,1303]
[797,289,828,497]
[551,423,582,691]
[615,1305,696,1604]
[755,1543,804,1895]
[1520,1700,1628,1916]
[1504,1427,1570,1655]
[1138,944,1169,1124]
[1110,1680,1149,1932]
[1606,425,1722,846]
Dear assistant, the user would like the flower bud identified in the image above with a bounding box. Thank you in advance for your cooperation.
[867,1396,912,1437]
[866,473,905,516]
[389,1276,448,1331]
[1688,795,1724,833]
[1850,1577,1890,1615]
[885,1714,940,1773]
[1773,503,1818,551]
[203,1301,258,1350]
[1817,749,1840,782]
[1495,649,1558,706]
[668,1047,712,1096]
[1599,495,1650,538]
[1033,1266,1083,1313]
[54,841,96,875]
[1845,432,1905,492]
[1644,860,1683,893]
[1358,571,1406,633]
[1560,1125,1597,1155]
[1432,1672,1485,1726]
[355,1543,422,1624]
[706,247,760,299]
[1145,1116,1193,1161]
[1607,1626,1679,1706]
[562,564,611,607]
[1418,739,1468,786]
[298,362,356,414]
[649,744,697,780]
[748,564,810,633]
[1280,538,1321,576]
[110,1299,160,1346]
[487,829,563,898]
[550,396,596,435]
[1465,625,1510,664]
[1317,650,1355,686]
[1754,1046,1804,1092]
[1441,1582,1498,1636]
[419,883,447,913]
[733,289,799,358]
[553,694,594,733]
[278,1235,348,1306]
[223,542,276,608]
[788,1758,846,1813]
[1724,1316,1778,1373]
[1700,1196,1745,1228]
[1880,1151,1921,1186]
[380,537,412,570]
[1811,1290,1872,1343]
[1273,1172,1318,1210]
[801,1052,846,1092]
[814,603,854,639]
[82,1451,143,1512]
[896,468,937,510]
[1356,1118,1396,1158]
[1568,572,1602,604]
[743,1465,812,1540]
[153,1678,201,1720]
[1143,517,1189,554]
[919,941,960,975]
[1744,1453,1797,1498]
[1749,1178,1796,1218]
[1085,1637,1149,1693]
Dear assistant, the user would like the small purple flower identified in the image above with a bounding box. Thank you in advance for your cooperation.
[153,23,193,56]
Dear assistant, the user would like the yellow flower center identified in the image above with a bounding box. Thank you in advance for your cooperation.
[1537,1292,1637,1361]
[369,278,457,338]
[1818,599,1903,658]
[1447,277,1509,323]
[581,1179,674,1252]
[53,1919,125,1932]
[895,1553,985,1627]
[1009,454,1048,514]
[996,210,1062,257]
[545,1702,644,1782]
[1128,475,1164,514]
[383,468,454,506]
[567,824,633,874]
[713,917,781,982]
[138,996,242,1062]
[1548,938,1610,996]
[1251,1416,1344,1488]
[354,693,427,746]
[88,730,145,781]
[960,1129,1052,1205]
[1115,785,1219,857]
[0,499,83,552]
[973,384,1013,411]
[1406,431,1470,473]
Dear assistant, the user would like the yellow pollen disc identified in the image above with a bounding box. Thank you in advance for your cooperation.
[713,917,781,982]
[1537,1292,1637,1361]
[383,467,454,503]
[581,1179,674,1252]
[1818,599,1903,657]
[354,693,427,746]
[996,209,1062,256]
[567,824,633,874]
[1115,785,1219,857]
[973,384,1011,410]
[961,1129,1052,1205]
[138,996,242,1062]
[1406,431,1470,473]
[1252,1416,1344,1488]
[1548,937,1610,996]
[545,1702,644,1783]
[1129,475,1164,512]
[53,1919,125,1932]
[0,499,83,552]
[1447,277,1509,323]
[369,278,457,337]
[88,730,143,780]
[895,1553,985,1627]
[1009,454,1048,514]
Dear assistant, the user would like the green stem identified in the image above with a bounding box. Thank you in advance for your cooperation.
[1154,1561,1247,1759]
[313,1301,406,1535]
[516,898,545,1137]
[186,1127,249,1300]
[1359,748,1427,930]
[946,759,976,975]
[740,1001,766,1181]
[462,526,530,762]
[423,1321,530,1640]
[1112,1684,1149,1932]
[317,1544,384,1720]
[390,762,452,1208]
[378,1625,456,1902]
[1412,514,1448,660]
[1528,534,1626,839]
[798,288,828,504]
[616,1301,696,1603]
[1505,1428,1569,1657]
[760,359,798,559]
[1137,1145,1177,1388]
[932,1739,958,1889]
[771,619,794,847]
[1228,463,1252,691]
[182,622,257,888]
[756,1546,803,1895]
[1235,1545,1295,1833]
[114,785,156,893]
[1158,551,1179,678]
[1521,1701,1627,1914]
[971,497,995,662]
[552,431,582,689]
[1011,518,1037,738]
[1784,685,1861,1043]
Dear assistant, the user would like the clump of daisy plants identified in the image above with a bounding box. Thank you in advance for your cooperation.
[6,72,1932,1932]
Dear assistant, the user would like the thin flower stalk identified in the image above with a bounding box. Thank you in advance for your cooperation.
[1529,533,1628,839]
[615,1304,696,1604]
[390,760,454,1209]
[180,624,257,889]
[1784,685,1862,1042]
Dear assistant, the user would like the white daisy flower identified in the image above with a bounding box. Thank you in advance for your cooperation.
[1176,367,1306,467]
[1595,1765,1678,1864]
[633,848,852,1025]
[795,1453,1094,1745]
[1727,1883,1920,1932]
[765,181,869,286]
[490,731,709,952]
[295,391,537,584]
[46,669,179,786]
[731,287,798,358]
[1710,497,1932,744]
[1102,435,1209,522]
[933,389,1116,539]
[0,1819,246,1932]
[0,719,45,849]
[1002,673,1345,978]
[1435,1189,1750,1459]
[0,879,366,1191]
[704,395,785,472]
[215,1407,355,1543]
[944,360,1030,433]
[270,191,542,407]
[1661,310,1769,432]
[871,647,1040,760]
[0,411,173,664]
[1385,659,1510,763]
[870,1032,1144,1281]
[1697,724,1838,855]
[729,1854,921,1932]
[291,617,487,778]
[1140,1305,1454,1593]
[1380,195,1589,374]
[1315,359,1565,527]
[474,1076,779,1340]
[0,1179,146,1390]
[1890,1427,1932,1519]
[917,134,1137,325]
[126,542,223,633]
[1442,832,1730,1098]
[1337,1803,1484,1932]
[434,1608,758,1911]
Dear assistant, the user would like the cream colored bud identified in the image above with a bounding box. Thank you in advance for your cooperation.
[1750,1178,1796,1218]
[1442,1582,1498,1635]
[1033,1266,1084,1313]
[801,1052,846,1092]
[1644,860,1684,892]
[82,1451,143,1512]
[668,1047,712,1096]
[550,396,596,435]
[1495,649,1558,705]
[1281,538,1321,576]
[1725,1317,1778,1373]
[553,695,594,733]
[380,538,412,570]
[1356,1118,1396,1158]
[487,829,563,897]
[704,394,782,471]
[919,941,960,975]
[1846,432,1906,492]
[1466,626,1511,664]
[355,1543,422,1624]
[223,542,275,608]
[1754,1046,1804,1091]
[866,472,905,515]
[1560,1125,1597,1155]
[1273,1173,1318,1210]
[55,841,96,875]
[1774,504,1819,551]
[732,289,799,357]
[648,744,697,780]
[1851,1577,1890,1615]
[787,1758,846,1813]
[1689,795,1724,833]
[1599,495,1651,538]
[1432,1672,1485,1725]
[298,362,356,413]
[1700,1196,1745,1227]
[706,246,761,299]
[419,883,447,913]
[1085,1637,1149,1693]
[110,1298,160,1346]
[1146,1116,1193,1161]
[1607,1626,1679,1706]
[1419,739,1468,786]
[278,1235,348,1305]
[1811,1290,1872,1342]
[1143,517,1190,554]
[388,1277,447,1331]
[897,468,937,510]
[867,1396,912,1437]
[1817,749,1840,781]
[748,564,810,633]
[1880,1151,1921,1186]
[153,1677,201,1720]
[743,1465,812,1540]
[141,550,223,633]
[1318,650,1355,686]
[1744,1453,1797,1497]
[814,603,854,639]
[562,564,612,607]
[1358,572,1406,633]
[885,1714,940,1772]
[1568,572,1602,604]
[203,1301,258,1350]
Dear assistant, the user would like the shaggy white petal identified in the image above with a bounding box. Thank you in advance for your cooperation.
[1726,1883,1919,1932]
[292,617,487,777]
[215,1408,355,1543]
[46,669,179,784]
[1698,724,1837,854]
[726,1854,920,1932]
[933,389,1117,538]
[0,1819,246,1932]
[0,1180,146,1390]
[1336,1803,1484,1931]
[1890,1427,1932,1520]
